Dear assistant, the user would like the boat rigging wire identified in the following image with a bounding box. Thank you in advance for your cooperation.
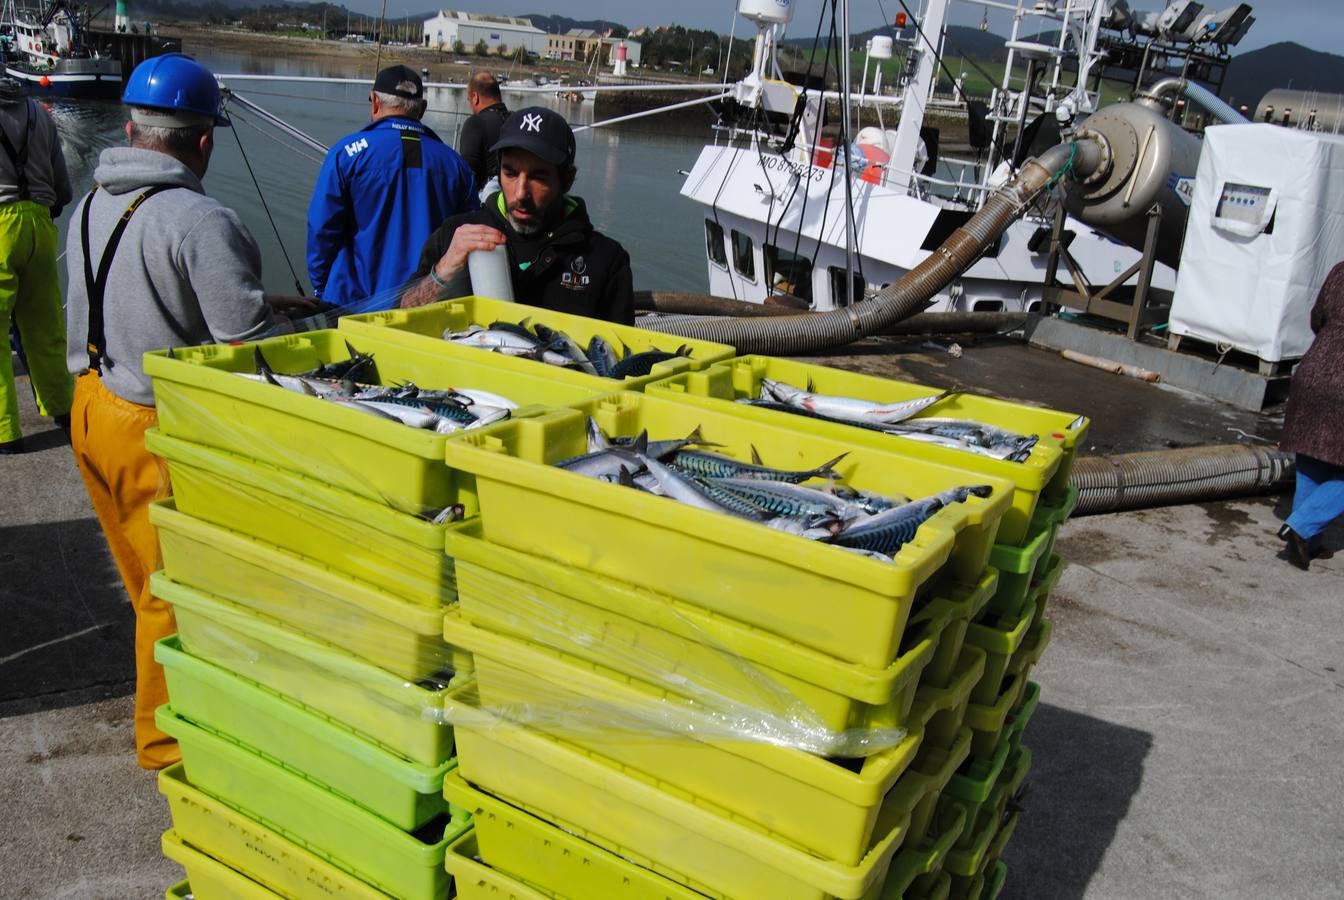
[573,91,733,132]
[227,112,307,295]
[229,108,325,166]
[222,88,329,156]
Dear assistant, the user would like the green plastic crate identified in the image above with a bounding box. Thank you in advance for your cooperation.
[162,832,281,900]
[646,356,1084,546]
[1007,619,1054,684]
[146,429,455,609]
[445,520,994,735]
[449,694,916,900]
[985,861,1008,900]
[157,707,468,900]
[905,871,952,900]
[1003,681,1041,753]
[943,728,1013,851]
[444,780,715,900]
[964,673,1030,760]
[159,764,393,899]
[1029,554,1065,632]
[339,295,737,392]
[443,392,1013,668]
[444,609,923,867]
[964,600,1036,706]
[156,636,451,831]
[942,747,1031,879]
[151,499,452,680]
[982,524,1052,620]
[144,328,601,516]
[152,573,459,767]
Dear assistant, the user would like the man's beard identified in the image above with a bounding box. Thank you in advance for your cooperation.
[507,212,543,235]
[506,197,549,235]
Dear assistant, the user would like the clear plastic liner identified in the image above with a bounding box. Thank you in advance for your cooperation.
[152,506,928,759]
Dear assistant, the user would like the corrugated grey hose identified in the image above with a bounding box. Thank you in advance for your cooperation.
[642,141,1098,355]
[1069,444,1294,516]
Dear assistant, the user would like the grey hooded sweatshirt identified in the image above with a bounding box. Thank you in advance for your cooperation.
[66,147,287,406]
[0,97,72,210]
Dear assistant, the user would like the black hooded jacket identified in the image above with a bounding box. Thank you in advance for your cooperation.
[411,192,634,324]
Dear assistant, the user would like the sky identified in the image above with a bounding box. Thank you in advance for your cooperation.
[347,1,1343,56]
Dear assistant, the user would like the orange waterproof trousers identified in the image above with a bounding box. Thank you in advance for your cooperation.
[69,371,178,769]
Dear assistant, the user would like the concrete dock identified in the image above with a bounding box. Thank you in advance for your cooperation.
[2,338,1340,899]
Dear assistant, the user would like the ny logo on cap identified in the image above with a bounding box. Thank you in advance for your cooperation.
[521,113,543,133]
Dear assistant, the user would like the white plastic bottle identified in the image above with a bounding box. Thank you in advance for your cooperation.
[467,244,515,302]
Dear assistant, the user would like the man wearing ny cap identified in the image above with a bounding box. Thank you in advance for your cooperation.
[401,106,633,324]
[64,54,304,771]
[307,64,477,309]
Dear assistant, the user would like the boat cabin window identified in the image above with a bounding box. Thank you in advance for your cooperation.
[828,267,866,306]
[705,220,728,268]
[731,230,756,281]
[764,244,814,305]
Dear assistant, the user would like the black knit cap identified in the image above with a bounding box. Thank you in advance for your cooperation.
[373,65,423,100]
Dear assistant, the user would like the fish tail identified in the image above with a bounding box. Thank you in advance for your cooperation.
[814,451,850,479]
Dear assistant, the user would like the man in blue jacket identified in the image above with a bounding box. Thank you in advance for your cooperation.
[306,65,476,309]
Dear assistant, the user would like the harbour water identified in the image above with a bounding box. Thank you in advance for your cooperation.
[45,48,712,297]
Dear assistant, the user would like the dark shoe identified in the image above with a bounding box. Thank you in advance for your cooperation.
[0,437,24,455]
[1281,526,1311,571]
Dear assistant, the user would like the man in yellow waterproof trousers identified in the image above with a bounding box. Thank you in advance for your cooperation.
[0,77,72,452]
[65,56,300,769]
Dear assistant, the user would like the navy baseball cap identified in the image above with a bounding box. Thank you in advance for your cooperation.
[491,106,576,168]
[373,64,423,100]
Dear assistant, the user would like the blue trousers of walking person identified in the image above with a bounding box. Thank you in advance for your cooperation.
[1286,454,1344,547]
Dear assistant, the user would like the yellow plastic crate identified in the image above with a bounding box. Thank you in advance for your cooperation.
[151,500,452,680]
[162,832,282,899]
[146,429,455,609]
[157,707,467,900]
[881,803,966,900]
[445,521,995,734]
[444,784,710,900]
[160,765,393,898]
[443,392,1013,668]
[964,600,1036,707]
[443,831,553,900]
[912,573,998,690]
[152,573,459,767]
[899,727,971,853]
[445,610,923,866]
[903,871,952,900]
[1029,554,1065,633]
[911,646,986,753]
[339,295,736,392]
[449,698,915,900]
[144,328,601,515]
[646,356,1087,545]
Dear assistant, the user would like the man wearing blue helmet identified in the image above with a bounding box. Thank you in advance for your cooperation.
[63,53,304,771]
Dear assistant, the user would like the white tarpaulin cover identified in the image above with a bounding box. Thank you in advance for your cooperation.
[1168,124,1344,362]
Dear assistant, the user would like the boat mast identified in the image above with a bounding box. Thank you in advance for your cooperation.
[888,0,949,194]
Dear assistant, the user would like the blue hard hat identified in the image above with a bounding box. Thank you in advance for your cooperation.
[123,53,229,127]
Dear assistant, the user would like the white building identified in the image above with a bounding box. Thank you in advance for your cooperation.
[422,10,547,55]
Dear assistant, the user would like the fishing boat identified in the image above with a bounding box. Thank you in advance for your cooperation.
[1,0,121,99]
[677,0,1250,314]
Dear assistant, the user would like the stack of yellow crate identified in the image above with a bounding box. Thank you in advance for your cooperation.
[144,308,733,899]
[144,296,1084,899]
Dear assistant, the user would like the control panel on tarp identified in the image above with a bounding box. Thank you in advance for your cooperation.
[1213,181,1275,234]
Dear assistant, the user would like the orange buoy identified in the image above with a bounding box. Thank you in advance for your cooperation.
[39,75,51,88]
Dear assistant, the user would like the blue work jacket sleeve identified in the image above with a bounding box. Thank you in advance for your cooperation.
[306,148,349,299]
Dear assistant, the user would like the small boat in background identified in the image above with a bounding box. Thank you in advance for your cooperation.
[1,0,121,99]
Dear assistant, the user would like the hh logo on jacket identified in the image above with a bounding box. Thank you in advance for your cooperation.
[344,137,369,158]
